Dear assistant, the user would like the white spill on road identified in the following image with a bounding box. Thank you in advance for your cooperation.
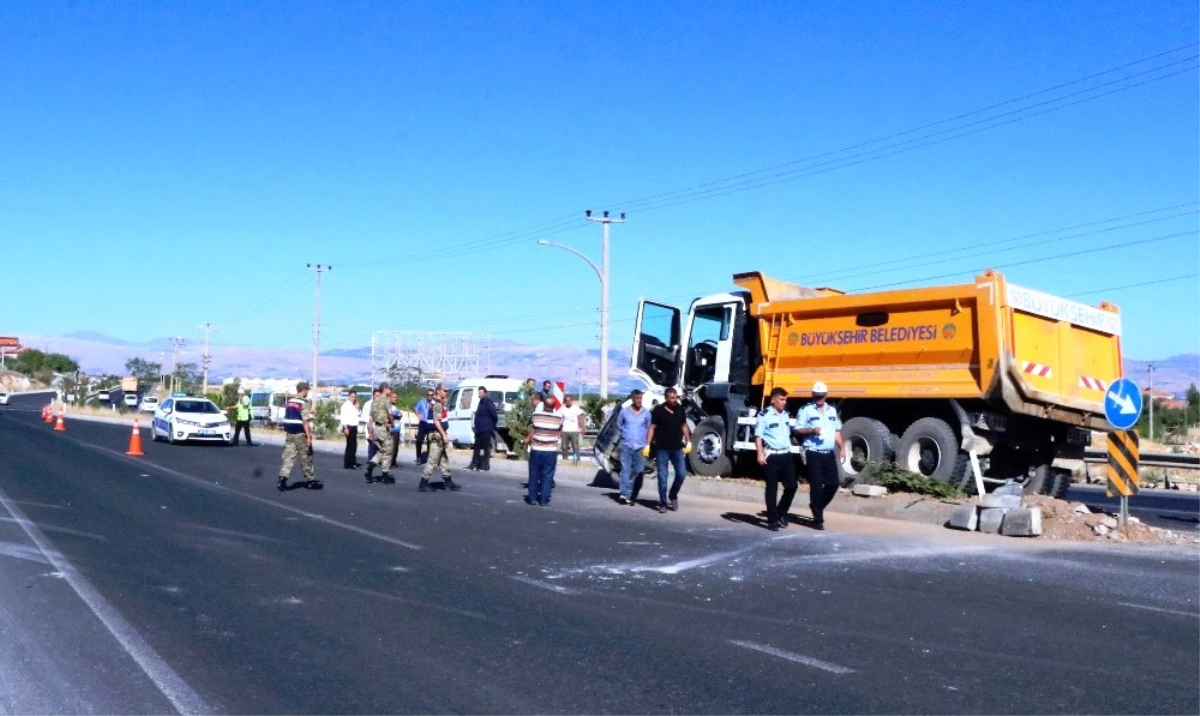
[1117,602,1200,618]
[729,640,856,674]
[511,575,580,595]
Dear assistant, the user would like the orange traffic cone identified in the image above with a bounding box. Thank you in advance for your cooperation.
[54,410,66,432]
[126,419,145,456]
[44,405,53,423]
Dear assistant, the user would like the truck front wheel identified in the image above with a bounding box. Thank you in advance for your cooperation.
[896,417,969,485]
[838,417,895,486]
[689,417,733,477]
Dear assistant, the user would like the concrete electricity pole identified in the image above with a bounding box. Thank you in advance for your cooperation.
[307,264,331,392]
[169,337,185,394]
[198,324,217,397]
[1148,363,1155,442]
[585,210,624,399]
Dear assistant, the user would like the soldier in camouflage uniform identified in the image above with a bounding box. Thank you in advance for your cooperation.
[419,383,462,492]
[365,382,396,484]
[278,381,322,491]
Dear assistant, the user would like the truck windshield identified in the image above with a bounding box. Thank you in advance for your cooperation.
[251,394,270,407]
[686,305,729,387]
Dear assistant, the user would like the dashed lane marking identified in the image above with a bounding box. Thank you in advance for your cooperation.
[729,640,856,674]
[0,486,211,715]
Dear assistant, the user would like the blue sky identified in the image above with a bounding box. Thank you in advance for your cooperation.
[2,0,1197,361]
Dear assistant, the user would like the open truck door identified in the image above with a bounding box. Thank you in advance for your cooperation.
[631,299,682,392]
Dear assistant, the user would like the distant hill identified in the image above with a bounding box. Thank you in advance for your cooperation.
[24,332,1200,396]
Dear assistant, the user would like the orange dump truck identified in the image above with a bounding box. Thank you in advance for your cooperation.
[597,270,1122,496]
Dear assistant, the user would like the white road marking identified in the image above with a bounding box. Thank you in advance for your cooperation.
[0,487,210,715]
[511,575,580,595]
[729,640,856,674]
[85,443,422,551]
[1118,602,1200,618]
[0,541,51,565]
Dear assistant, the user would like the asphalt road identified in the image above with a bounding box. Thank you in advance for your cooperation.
[1069,484,1200,532]
[1,394,1198,714]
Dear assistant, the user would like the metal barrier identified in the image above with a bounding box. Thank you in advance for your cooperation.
[1083,449,1200,470]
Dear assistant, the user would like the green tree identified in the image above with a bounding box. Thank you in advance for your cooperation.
[9,349,79,376]
[506,383,536,459]
[581,394,607,430]
[124,357,162,387]
[313,400,339,438]
[171,362,202,395]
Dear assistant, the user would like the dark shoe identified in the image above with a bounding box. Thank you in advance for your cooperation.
[618,495,630,505]
[524,496,536,505]
[364,465,377,483]
[657,503,668,514]
[382,474,395,485]
[445,478,462,492]
[305,479,324,490]
[767,520,781,532]
[418,479,430,492]
[812,521,826,531]
[277,476,288,492]
[353,463,362,468]
[539,501,550,506]
[778,514,790,529]
[669,498,679,512]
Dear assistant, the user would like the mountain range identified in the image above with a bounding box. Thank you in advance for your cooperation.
[19,332,1200,395]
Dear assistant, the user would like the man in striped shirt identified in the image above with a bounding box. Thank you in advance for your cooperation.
[523,392,564,506]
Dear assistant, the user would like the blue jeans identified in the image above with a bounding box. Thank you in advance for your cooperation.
[528,450,557,504]
[654,448,688,504]
[619,445,645,498]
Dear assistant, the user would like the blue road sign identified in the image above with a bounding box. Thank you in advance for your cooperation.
[1104,377,1143,430]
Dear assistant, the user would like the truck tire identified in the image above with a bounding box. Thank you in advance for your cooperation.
[837,417,895,486]
[1024,464,1071,499]
[689,417,733,477]
[896,417,968,485]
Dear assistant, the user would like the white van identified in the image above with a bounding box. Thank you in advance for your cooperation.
[445,376,525,450]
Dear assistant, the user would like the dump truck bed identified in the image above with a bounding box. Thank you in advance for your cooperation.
[733,270,1121,430]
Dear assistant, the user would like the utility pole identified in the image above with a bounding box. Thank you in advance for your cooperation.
[307,264,331,392]
[585,210,624,400]
[169,337,185,394]
[577,367,585,401]
[1148,363,1155,443]
[198,324,217,397]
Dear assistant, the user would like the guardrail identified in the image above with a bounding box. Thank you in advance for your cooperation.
[1083,449,1200,471]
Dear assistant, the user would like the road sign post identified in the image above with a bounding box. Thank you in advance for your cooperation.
[1106,429,1140,530]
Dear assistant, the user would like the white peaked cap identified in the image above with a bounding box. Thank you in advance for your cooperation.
[812,381,829,394]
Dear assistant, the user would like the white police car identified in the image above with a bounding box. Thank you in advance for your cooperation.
[152,395,233,445]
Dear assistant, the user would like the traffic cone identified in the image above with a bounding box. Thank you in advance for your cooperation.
[44,405,53,424]
[126,419,145,456]
[54,410,66,432]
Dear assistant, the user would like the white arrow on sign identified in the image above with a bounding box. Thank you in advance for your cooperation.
[1108,388,1138,415]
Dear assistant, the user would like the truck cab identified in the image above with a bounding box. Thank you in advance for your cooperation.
[594,292,756,478]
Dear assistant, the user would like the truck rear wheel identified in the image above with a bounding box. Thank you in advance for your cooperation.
[838,417,895,486]
[689,417,732,477]
[1023,464,1072,499]
[896,417,968,485]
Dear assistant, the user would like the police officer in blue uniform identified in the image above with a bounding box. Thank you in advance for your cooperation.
[278,381,322,492]
[795,380,844,530]
[755,386,797,531]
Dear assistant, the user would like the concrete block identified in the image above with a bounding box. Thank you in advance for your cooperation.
[1100,516,1118,529]
[1093,523,1110,537]
[979,507,1010,534]
[852,484,888,497]
[948,504,979,531]
[993,481,1024,497]
[1000,508,1043,537]
[980,493,1023,509]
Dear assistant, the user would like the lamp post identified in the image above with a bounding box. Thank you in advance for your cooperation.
[538,237,607,398]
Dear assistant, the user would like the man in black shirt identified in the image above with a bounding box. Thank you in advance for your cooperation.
[645,387,692,513]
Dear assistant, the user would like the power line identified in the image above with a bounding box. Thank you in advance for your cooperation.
[1064,273,1199,298]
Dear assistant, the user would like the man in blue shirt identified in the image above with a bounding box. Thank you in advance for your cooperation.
[794,380,845,530]
[413,388,434,465]
[755,386,796,531]
[616,390,652,505]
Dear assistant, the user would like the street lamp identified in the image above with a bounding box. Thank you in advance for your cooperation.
[538,232,611,398]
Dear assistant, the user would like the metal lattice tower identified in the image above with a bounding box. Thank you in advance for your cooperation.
[370,331,491,387]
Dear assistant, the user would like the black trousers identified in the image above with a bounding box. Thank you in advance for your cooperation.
[343,426,358,468]
[415,422,432,463]
[806,450,840,524]
[762,452,797,523]
[471,431,492,470]
[233,420,253,445]
[389,432,400,468]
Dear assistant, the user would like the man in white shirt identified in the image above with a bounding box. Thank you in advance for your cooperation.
[558,395,586,463]
[339,391,362,470]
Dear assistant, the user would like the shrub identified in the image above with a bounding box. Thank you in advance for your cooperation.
[871,463,965,500]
